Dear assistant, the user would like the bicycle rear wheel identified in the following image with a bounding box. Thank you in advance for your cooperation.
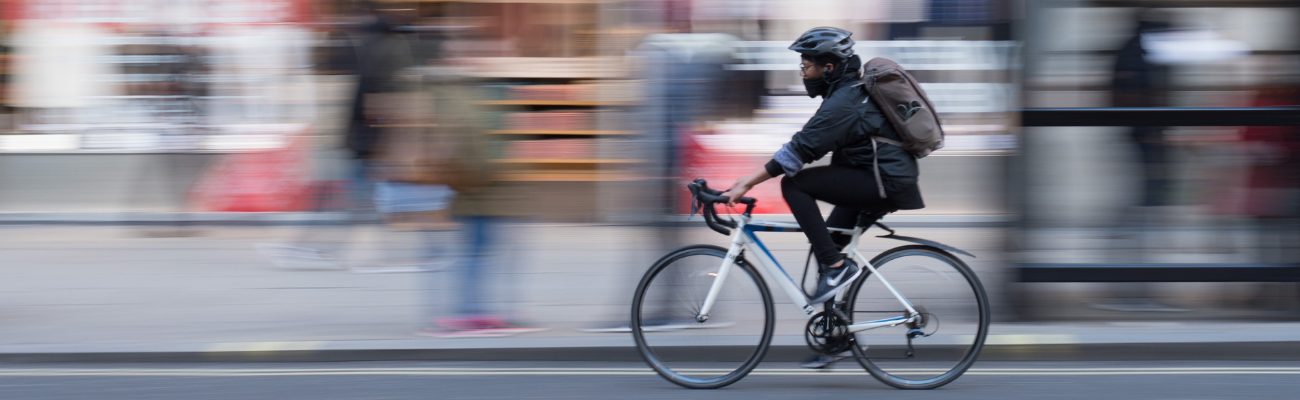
[844,245,989,390]
[631,245,774,389]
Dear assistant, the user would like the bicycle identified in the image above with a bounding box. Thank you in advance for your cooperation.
[631,178,989,389]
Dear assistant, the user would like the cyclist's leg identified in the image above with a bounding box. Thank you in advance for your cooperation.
[827,206,861,252]
[799,206,864,368]
[457,216,492,317]
[781,166,886,267]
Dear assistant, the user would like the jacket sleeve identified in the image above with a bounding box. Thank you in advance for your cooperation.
[767,101,858,176]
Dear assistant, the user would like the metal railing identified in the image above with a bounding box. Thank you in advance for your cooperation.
[1014,106,1300,283]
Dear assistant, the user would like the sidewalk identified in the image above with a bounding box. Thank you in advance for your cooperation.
[0,224,1294,363]
[4,322,1298,363]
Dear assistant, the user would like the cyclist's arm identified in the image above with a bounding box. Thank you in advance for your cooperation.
[738,166,777,188]
[724,101,857,204]
[721,167,774,206]
[767,101,857,177]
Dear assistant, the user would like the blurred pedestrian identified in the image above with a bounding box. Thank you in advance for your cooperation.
[125,30,207,237]
[259,3,426,270]
[414,62,540,338]
[583,33,743,332]
[1095,10,1184,313]
[365,65,458,273]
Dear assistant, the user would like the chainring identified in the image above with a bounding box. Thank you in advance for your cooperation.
[804,310,853,355]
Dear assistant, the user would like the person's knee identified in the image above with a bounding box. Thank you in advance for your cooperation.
[831,232,852,250]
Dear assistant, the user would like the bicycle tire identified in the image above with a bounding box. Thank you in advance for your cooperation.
[631,244,774,389]
[845,245,990,390]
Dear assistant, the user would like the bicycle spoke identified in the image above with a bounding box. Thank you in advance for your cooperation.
[632,245,773,389]
[845,246,989,390]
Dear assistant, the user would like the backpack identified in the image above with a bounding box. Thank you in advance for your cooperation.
[861,57,945,158]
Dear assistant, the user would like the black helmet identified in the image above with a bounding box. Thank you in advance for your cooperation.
[788,27,854,61]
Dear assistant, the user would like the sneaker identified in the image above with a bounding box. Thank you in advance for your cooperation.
[808,256,863,304]
[801,352,850,370]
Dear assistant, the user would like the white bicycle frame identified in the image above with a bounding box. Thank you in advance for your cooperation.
[696,215,920,334]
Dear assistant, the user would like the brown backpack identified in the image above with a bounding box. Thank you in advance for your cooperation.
[861,57,945,158]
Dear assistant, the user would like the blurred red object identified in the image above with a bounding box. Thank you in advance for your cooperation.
[189,133,312,212]
[680,129,790,215]
[1213,88,1300,218]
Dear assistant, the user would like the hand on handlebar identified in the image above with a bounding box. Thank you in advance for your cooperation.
[720,177,753,207]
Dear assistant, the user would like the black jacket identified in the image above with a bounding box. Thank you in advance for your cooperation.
[345,18,415,160]
[765,62,925,210]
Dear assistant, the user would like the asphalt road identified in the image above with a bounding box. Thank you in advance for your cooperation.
[2,361,1297,400]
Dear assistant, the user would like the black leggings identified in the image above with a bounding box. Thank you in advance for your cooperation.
[781,165,893,266]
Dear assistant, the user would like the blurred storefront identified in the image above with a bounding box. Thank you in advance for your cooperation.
[0,0,316,212]
[0,0,1022,217]
[1013,1,1300,318]
[1,0,313,149]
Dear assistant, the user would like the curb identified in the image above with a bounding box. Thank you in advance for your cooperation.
[3,341,1296,364]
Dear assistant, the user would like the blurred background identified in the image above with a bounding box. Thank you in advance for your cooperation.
[0,0,1298,368]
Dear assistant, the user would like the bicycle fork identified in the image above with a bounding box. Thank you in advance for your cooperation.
[695,232,746,323]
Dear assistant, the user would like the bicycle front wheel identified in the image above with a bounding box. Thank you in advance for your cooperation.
[631,245,774,389]
[845,245,990,390]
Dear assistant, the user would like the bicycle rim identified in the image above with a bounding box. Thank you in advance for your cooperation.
[631,245,774,389]
[846,245,990,389]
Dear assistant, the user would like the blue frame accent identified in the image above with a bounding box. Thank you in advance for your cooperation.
[742,226,798,283]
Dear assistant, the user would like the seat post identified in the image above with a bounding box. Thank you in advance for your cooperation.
[856,210,889,229]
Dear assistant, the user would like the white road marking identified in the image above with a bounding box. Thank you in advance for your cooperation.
[1,366,1298,377]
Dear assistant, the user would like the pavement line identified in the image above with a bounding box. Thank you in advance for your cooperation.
[2,367,1299,377]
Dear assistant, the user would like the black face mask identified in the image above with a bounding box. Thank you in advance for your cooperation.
[802,77,831,98]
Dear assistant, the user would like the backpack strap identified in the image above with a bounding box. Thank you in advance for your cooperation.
[857,85,899,200]
[869,137,888,199]
[860,90,894,200]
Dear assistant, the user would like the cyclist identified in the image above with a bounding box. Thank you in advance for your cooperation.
[721,27,925,305]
